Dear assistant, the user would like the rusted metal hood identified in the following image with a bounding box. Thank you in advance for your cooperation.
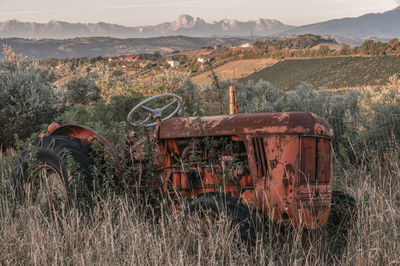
[159,112,333,139]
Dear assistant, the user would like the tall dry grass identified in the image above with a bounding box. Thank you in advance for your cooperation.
[0,148,399,265]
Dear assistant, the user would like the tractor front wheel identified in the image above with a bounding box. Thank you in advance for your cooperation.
[187,192,259,246]
[13,135,92,212]
[327,191,357,236]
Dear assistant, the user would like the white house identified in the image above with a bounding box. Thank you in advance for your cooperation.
[167,60,180,68]
[197,57,208,64]
[241,43,253,48]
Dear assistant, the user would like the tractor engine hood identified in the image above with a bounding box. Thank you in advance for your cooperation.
[159,112,333,139]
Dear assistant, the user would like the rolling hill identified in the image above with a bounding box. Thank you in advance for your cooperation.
[239,56,400,89]
[0,36,247,60]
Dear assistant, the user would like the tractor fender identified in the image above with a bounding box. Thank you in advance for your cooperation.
[49,124,123,181]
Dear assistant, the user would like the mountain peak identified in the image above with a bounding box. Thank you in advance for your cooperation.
[175,15,195,26]
[193,17,205,24]
[256,18,264,24]
[221,18,235,24]
[392,5,400,11]
[383,5,400,13]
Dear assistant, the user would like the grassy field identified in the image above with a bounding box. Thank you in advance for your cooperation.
[240,55,400,90]
[0,146,399,264]
[310,43,344,51]
[192,58,278,85]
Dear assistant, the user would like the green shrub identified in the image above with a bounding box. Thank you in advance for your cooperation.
[0,46,59,149]
[57,96,141,145]
[61,74,101,106]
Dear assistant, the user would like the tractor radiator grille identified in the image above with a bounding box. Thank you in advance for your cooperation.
[300,137,331,184]
[252,137,268,177]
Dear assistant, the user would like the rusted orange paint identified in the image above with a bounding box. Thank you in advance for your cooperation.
[49,124,124,181]
[47,111,333,229]
[159,112,334,139]
[47,122,60,134]
[154,112,333,229]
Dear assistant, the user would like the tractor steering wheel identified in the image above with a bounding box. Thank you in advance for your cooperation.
[127,93,182,127]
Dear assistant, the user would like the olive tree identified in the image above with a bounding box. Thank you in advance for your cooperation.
[0,45,58,149]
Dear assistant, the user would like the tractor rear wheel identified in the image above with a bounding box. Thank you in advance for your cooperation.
[13,135,91,212]
[187,192,259,246]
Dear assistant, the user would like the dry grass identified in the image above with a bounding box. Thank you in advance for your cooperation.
[192,58,279,85]
[175,49,214,58]
[0,150,399,265]
[311,43,345,51]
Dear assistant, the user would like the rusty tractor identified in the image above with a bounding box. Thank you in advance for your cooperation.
[13,93,356,243]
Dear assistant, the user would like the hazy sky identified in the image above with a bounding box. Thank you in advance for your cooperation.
[0,0,399,26]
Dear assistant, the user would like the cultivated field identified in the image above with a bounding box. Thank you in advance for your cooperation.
[240,55,400,90]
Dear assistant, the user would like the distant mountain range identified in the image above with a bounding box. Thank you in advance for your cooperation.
[281,6,400,41]
[1,7,399,41]
[0,15,294,39]
[0,7,399,60]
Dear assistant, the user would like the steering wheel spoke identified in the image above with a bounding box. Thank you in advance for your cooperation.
[161,99,177,111]
[142,113,152,123]
[141,105,156,114]
[127,93,182,127]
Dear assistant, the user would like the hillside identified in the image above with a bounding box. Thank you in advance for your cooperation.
[239,55,400,89]
[0,36,247,60]
[192,58,278,85]
[281,6,400,41]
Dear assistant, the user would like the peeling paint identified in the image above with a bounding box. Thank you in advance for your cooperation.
[159,112,334,139]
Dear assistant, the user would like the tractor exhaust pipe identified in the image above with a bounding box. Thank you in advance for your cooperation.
[229,85,238,115]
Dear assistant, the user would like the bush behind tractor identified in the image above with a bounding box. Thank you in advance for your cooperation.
[13,93,356,243]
